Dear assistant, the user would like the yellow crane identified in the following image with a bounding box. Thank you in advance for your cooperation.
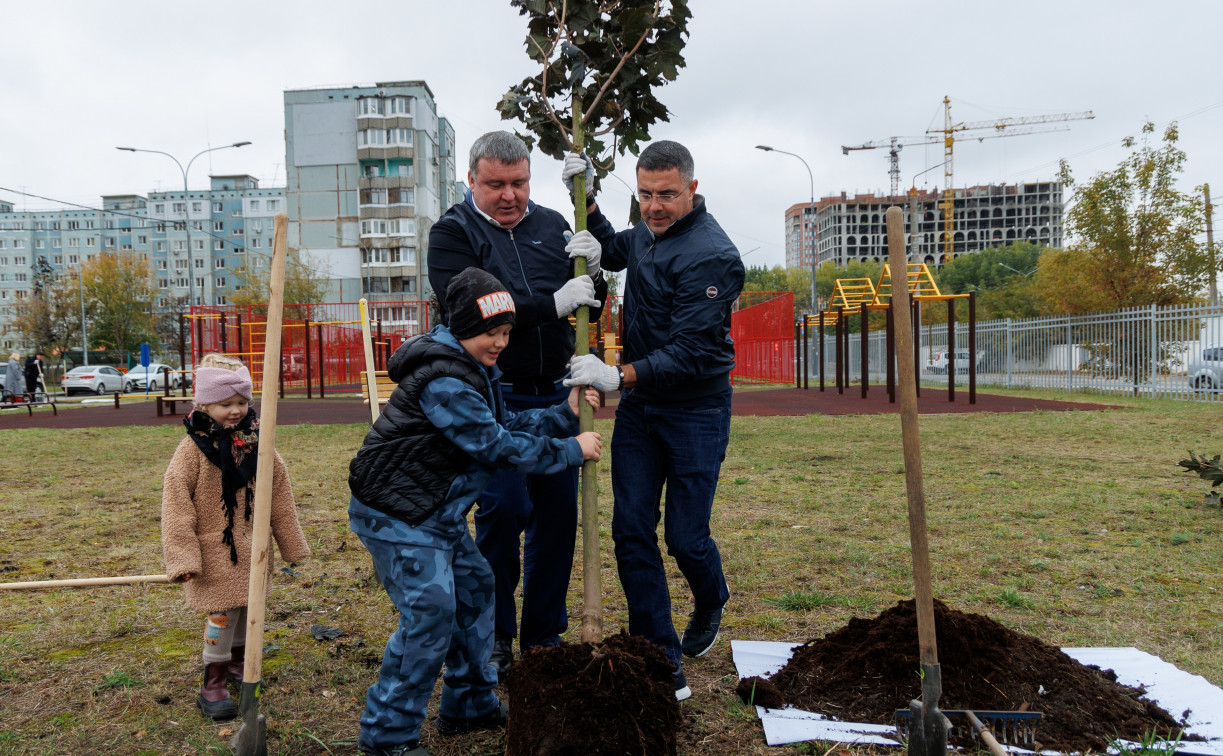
[927,96,1094,263]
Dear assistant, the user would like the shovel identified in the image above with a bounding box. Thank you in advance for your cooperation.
[885,206,949,756]
[231,213,289,756]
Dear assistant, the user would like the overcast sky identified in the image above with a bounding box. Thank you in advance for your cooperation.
[3,0,1220,270]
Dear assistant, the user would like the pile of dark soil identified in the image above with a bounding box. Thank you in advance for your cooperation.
[503,632,679,756]
[737,599,1189,752]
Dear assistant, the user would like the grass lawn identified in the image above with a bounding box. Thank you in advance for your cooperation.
[0,388,1219,755]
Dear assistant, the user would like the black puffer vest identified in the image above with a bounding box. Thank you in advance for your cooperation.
[348,333,496,525]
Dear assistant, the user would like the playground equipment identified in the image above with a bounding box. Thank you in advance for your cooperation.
[796,257,977,404]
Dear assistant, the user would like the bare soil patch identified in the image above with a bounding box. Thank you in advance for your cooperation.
[740,599,1189,752]
[504,632,679,756]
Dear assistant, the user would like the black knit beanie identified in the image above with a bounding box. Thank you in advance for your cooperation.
[446,267,517,339]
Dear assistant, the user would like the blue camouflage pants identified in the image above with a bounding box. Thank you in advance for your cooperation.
[357,528,500,747]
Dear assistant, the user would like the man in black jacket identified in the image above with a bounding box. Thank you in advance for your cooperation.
[427,131,615,676]
[24,352,44,394]
[565,140,745,701]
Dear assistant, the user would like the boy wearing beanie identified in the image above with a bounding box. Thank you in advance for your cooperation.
[348,268,602,756]
[161,353,311,721]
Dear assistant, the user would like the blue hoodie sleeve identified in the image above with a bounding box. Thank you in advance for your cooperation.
[502,398,580,439]
[421,376,583,474]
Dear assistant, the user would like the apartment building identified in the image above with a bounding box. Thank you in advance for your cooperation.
[784,182,1064,269]
[283,80,458,331]
[0,181,284,350]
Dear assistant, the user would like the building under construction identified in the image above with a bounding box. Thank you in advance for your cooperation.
[784,181,1063,269]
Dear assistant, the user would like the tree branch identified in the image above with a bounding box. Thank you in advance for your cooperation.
[582,0,662,126]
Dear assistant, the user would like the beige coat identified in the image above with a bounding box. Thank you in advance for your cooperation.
[161,437,311,613]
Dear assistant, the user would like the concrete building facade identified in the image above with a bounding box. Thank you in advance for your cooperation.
[0,181,284,351]
[283,80,458,333]
[784,181,1064,269]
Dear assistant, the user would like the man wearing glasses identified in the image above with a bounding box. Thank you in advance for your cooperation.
[565,140,745,701]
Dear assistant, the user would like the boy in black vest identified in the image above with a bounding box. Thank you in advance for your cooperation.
[348,267,602,756]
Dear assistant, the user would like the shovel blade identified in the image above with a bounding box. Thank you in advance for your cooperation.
[231,680,266,756]
[906,663,949,756]
[231,712,266,756]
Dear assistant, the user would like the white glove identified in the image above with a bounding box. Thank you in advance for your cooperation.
[562,153,595,197]
[553,275,601,317]
[565,230,602,276]
[564,353,622,392]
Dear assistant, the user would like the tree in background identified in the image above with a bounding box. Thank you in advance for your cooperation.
[81,250,157,357]
[11,255,81,354]
[1053,121,1206,313]
[743,265,813,311]
[933,242,1044,321]
[230,248,328,321]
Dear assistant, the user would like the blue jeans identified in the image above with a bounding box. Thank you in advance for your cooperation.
[474,386,578,649]
[611,390,732,670]
[356,526,499,747]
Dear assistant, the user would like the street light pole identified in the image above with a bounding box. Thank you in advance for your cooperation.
[756,145,817,312]
[117,142,251,308]
[78,260,88,366]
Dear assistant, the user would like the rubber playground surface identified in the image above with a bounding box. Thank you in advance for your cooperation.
[0,386,1120,430]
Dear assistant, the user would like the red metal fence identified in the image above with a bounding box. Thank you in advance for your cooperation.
[189,291,795,394]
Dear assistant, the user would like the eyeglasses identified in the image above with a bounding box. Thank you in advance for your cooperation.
[635,190,683,205]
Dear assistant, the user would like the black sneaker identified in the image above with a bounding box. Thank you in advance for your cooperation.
[681,605,724,658]
[434,701,509,737]
[489,632,514,679]
[357,739,433,756]
[674,668,692,702]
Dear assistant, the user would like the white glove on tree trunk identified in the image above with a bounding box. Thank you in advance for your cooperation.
[553,275,601,318]
[565,230,602,276]
[564,353,621,391]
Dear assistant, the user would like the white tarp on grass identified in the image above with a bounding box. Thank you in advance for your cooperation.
[730,640,1223,754]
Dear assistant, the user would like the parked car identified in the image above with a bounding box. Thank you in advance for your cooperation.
[124,363,182,392]
[61,365,125,395]
[925,350,984,374]
[1187,346,1223,391]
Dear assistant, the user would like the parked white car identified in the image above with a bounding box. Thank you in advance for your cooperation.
[1187,346,1223,391]
[61,365,125,395]
[925,350,984,374]
[124,363,183,392]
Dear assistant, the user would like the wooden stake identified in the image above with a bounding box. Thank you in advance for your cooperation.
[0,574,170,590]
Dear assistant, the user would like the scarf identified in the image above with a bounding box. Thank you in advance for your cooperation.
[183,407,260,564]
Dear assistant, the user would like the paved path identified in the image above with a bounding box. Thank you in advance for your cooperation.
[0,386,1119,430]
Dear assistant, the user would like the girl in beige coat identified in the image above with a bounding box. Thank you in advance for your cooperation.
[161,353,310,720]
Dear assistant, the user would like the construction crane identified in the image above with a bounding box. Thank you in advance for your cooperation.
[843,126,1077,200]
[841,136,941,197]
[927,96,1094,263]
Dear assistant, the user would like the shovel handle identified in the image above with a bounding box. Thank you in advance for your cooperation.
[241,213,289,685]
[886,207,938,667]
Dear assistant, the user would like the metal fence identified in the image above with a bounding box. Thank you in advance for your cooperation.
[812,302,1223,403]
[187,290,799,394]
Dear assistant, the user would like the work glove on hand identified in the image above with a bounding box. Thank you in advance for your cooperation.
[564,353,622,392]
[562,153,595,198]
[565,230,602,276]
[553,275,601,318]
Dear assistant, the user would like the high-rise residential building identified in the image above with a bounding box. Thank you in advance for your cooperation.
[0,181,284,351]
[146,175,283,308]
[784,182,1064,269]
[283,80,458,325]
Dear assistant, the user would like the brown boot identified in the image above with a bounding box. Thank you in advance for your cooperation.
[226,646,245,686]
[196,662,238,720]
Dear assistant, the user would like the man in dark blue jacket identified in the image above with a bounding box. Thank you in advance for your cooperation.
[566,140,745,702]
[427,131,615,676]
